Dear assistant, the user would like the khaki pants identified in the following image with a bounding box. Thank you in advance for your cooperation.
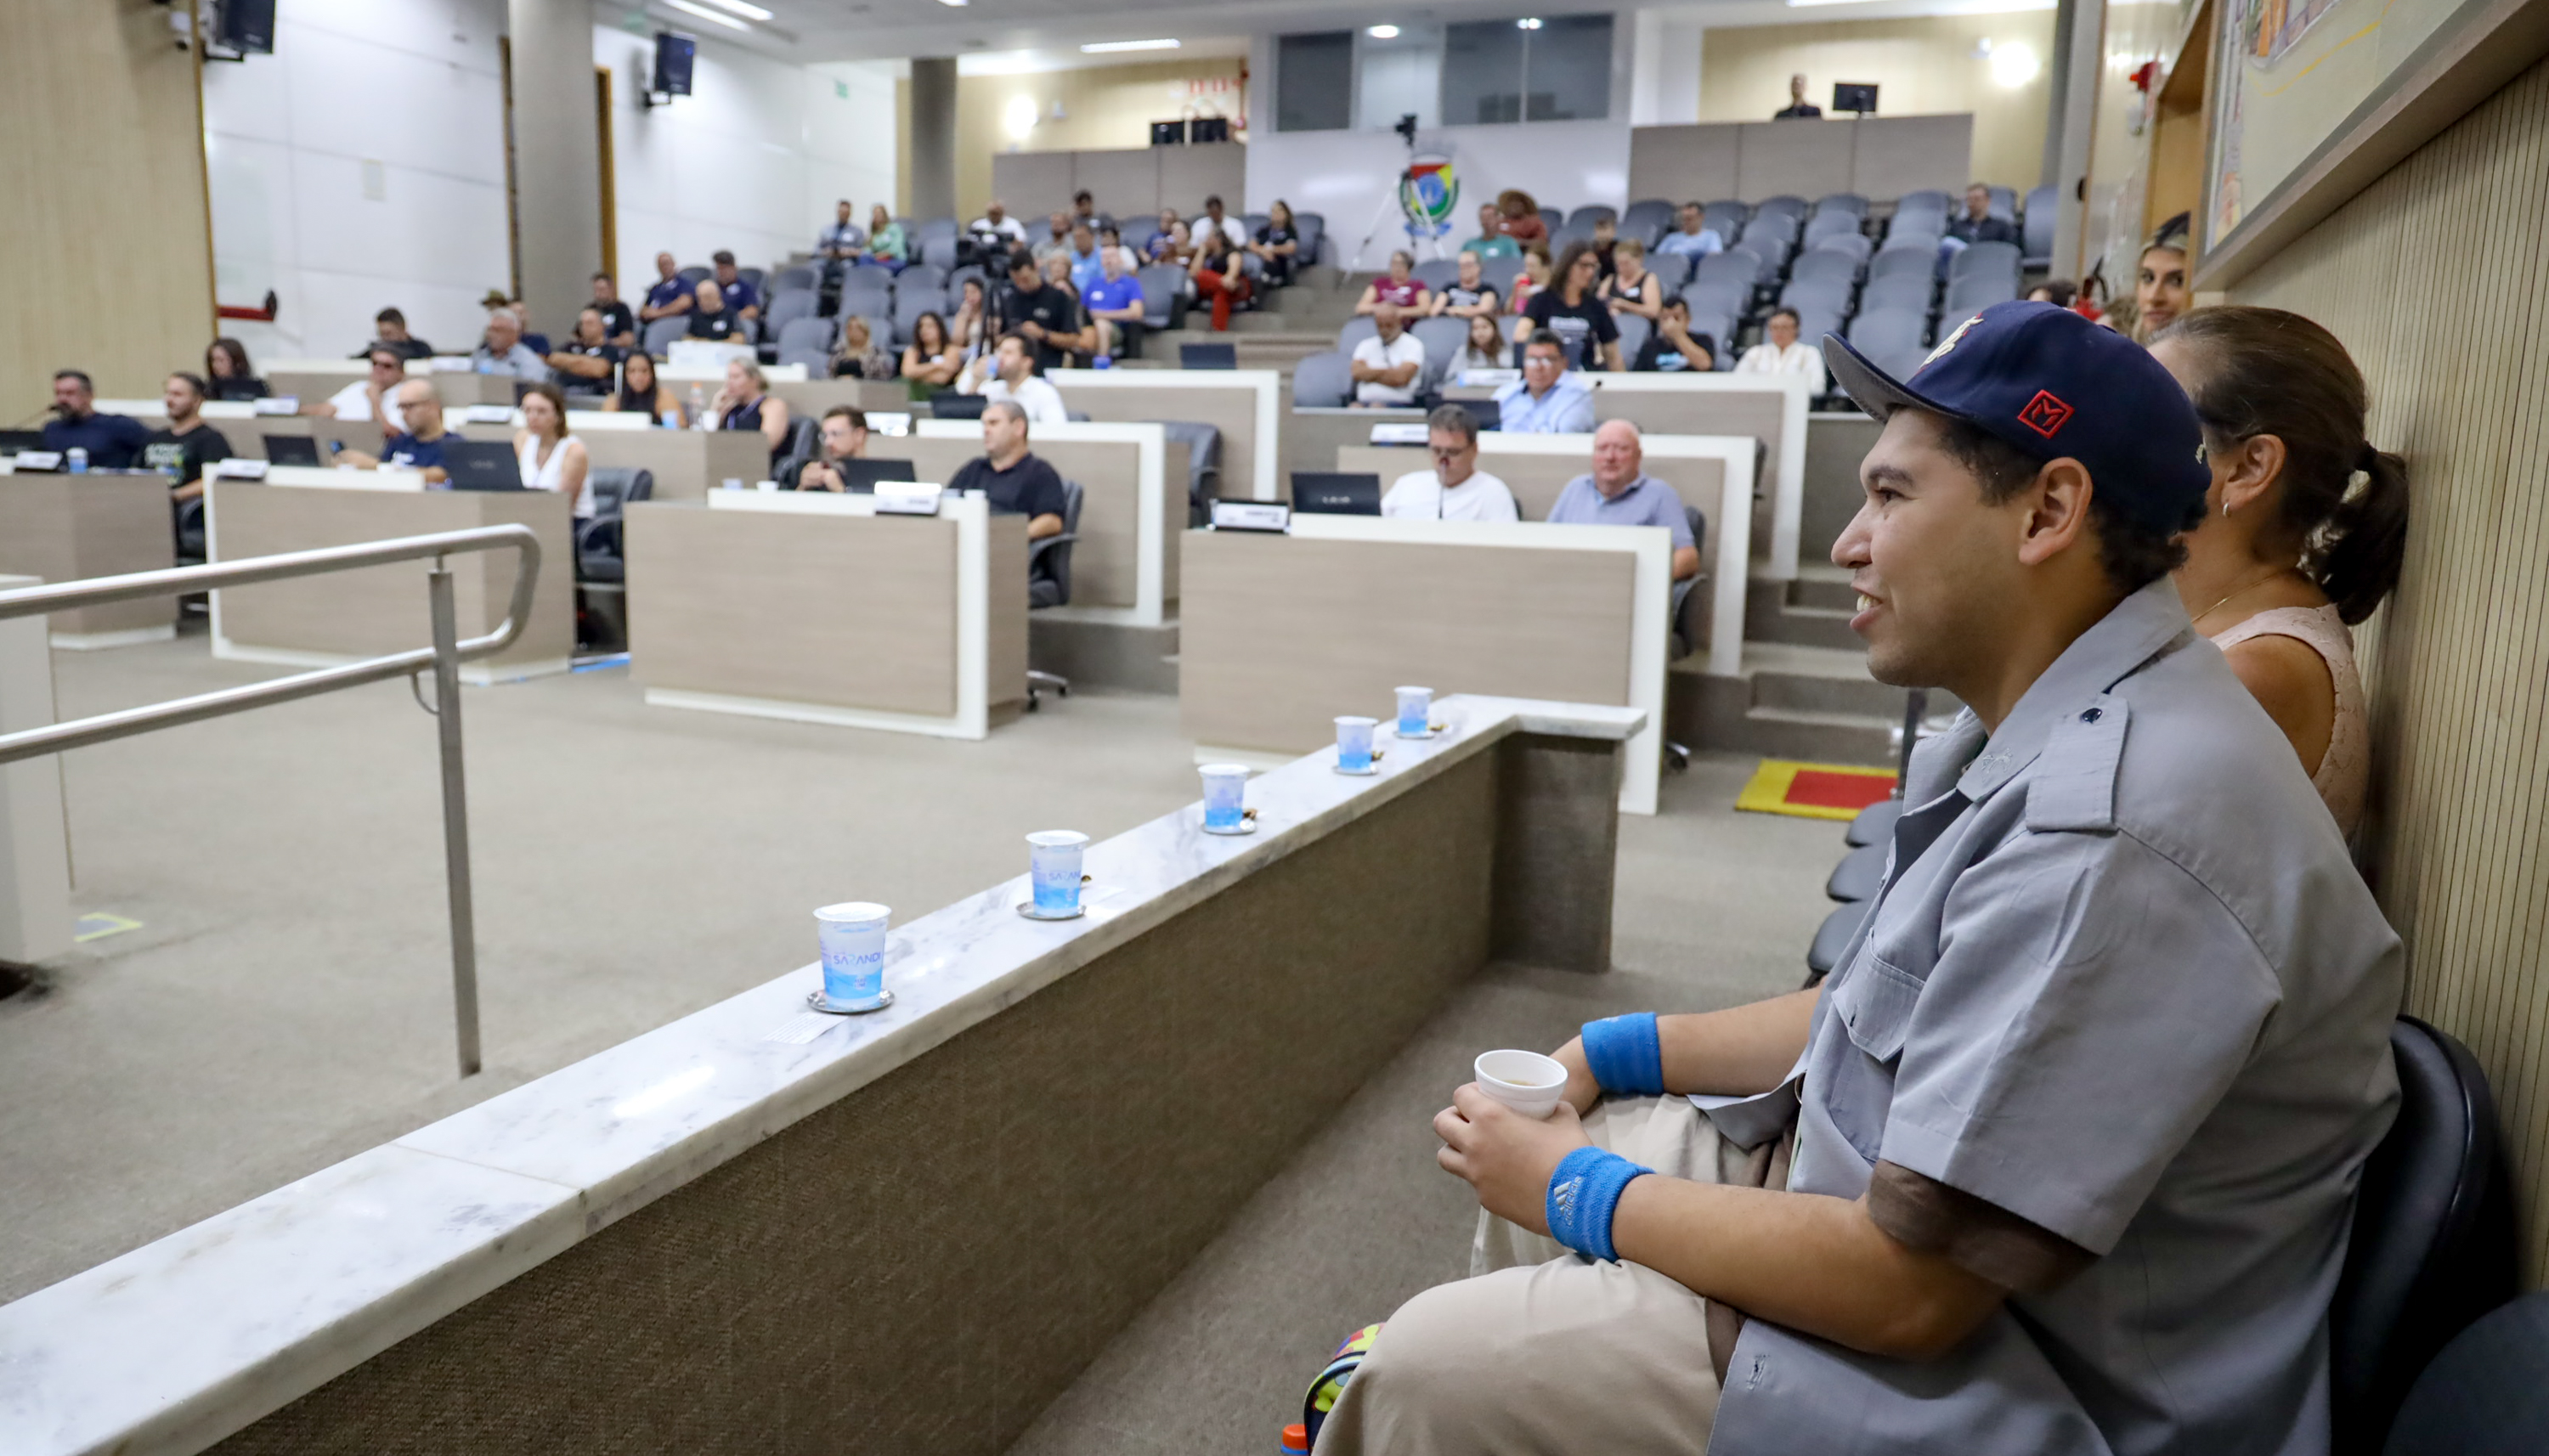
[1312,1097,1735,1456]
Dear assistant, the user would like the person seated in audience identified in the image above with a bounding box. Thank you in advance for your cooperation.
[1349,303,1427,409]
[141,372,233,505]
[1070,189,1099,231]
[1190,195,1245,259]
[948,399,1066,540]
[1191,227,1253,333]
[1065,222,1105,296]
[1144,206,1183,257]
[864,204,905,268]
[547,307,625,386]
[970,200,1029,248]
[790,406,873,491]
[710,251,760,324]
[1735,307,1823,378]
[572,278,625,351]
[2152,307,2408,838]
[1513,241,1625,372]
[991,250,1091,373]
[1098,225,1143,279]
[1773,70,1821,117]
[513,381,591,518]
[1319,302,2403,1456]
[365,307,435,361]
[336,379,450,483]
[1456,313,1509,374]
[1546,420,1698,580]
[950,275,988,358]
[639,251,694,323]
[1427,250,1501,319]
[901,312,965,392]
[1033,212,1075,264]
[1041,252,1082,308]
[1083,249,1146,361]
[1464,201,1519,261]
[2134,217,2191,342]
[313,346,405,421]
[42,370,150,469]
[1587,215,1620,279]
[1149,218,1195,268]
[1506,241,1551,317]
[828,315,896,381]
[1356,251,1430,317]
[970,332,1069,426]
[1251,200,1303,285]
[602,348,684,427]
[1495,189,1546,247]
[1945,183,2018,248]
[709,358,791,467]
[1654,202,1725,260]
[2026,279,2078,308]
[1493,332,1596,434]
[472,309,550,380]
[817,200,864,279]
[1633,296,1717,373]
[685,279,746,342]
[1381,404,1518,522]
[1601,239,1663,322]
[204,338,268,401]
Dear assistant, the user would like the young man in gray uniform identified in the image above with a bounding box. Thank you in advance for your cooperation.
[1317,301,2403,1454]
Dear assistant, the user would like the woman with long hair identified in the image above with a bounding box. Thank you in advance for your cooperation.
[1495,189,1546,246]
[512,381,593,517]
[709,357,791,466]
[829,314,896,380]
[951,275,987,357]
[902,311,962,390]
[1456,313,1508,373]
[204,337,268,401]
[2150,306,2411,836]
[603,349,683,426]
[1355,250,1429,317]
[1512,240,1623,372]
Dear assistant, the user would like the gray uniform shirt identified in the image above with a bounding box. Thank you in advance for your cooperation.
[1706,578,2402,1456]
[1545,472,1696,549]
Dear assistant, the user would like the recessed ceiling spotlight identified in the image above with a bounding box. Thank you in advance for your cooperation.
[664,0,749,30]
[1368,24,1399,38]
[1081,37,1180,52]
[700,0,772,18]
[936,0,968,8]
[1516,16,1543,30]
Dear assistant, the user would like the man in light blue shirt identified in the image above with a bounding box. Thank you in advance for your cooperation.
[1546,420,1699,580]
[1066,222,1105,296]
[468,309,549,381]
[1653,202,1725,260]
[1493,332,1595,434]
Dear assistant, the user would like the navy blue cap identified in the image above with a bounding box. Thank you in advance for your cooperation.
[1823,301,2211,533]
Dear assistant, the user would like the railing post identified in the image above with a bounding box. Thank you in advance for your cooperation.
[427,564,483,1078]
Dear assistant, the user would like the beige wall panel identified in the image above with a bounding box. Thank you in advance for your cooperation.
[578,432,770,500]
[1072,149,1161,218]
[623,504,961,716]
[2232,54,2549,1283]
[986,518,1029,709]
[0,1,215,408]
[1847,113,1975,200]
[1335,445,1725,528]
[1155,142,1246,212]
[1179,531,1634,753]
[1732,121,1855,202]
[1627,125,1743,205]
[0,476,178,635]
[990,152,1078,223]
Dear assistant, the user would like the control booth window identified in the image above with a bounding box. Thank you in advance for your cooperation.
[1444,14,1613,125]
[1277,31,1354,133]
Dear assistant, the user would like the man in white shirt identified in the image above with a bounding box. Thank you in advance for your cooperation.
[1653,202,1724,260]
[1351,303,1427,407]
[1734,308,1824,381]
[1381,405,1519,522]
[313,346,407,421]
[969,200,1029,247]
[1190,195,1243,256]
[973,331,1070,426]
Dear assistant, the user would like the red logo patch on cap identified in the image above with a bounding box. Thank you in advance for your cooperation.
[2017,390,2074,438]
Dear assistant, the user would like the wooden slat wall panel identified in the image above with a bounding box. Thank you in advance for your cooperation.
[2234,55,2549,1281]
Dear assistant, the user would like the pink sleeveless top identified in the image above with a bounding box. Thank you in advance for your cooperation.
[2211,604,2367,838]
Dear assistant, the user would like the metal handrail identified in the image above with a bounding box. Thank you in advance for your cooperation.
[0,525,543,1075]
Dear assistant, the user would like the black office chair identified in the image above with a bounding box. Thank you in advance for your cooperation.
[1661,504,1714,774]
[2381,1292,2549,1454]
[1845,800,1902,847]
[2331,1016,2518,1454]
[574,467,653,652]
[771,415,819,487]
[1804,901,1870,987]
[1825,841,1885,901]
[1026,478,1083,709]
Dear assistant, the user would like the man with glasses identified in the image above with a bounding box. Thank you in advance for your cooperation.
[1381,404,1518,522]
[313,347,407,421]
[336,379,452,485]
[1494,332,1596,433]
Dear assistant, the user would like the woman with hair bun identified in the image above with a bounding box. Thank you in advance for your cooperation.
[2151,306,2411,837]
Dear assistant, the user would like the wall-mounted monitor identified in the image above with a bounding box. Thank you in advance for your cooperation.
[1833,82,1878,115]
[213,0,276,54]
[1190,116,1231,144]
[1150,120,1187,146]
[653,32,697,97]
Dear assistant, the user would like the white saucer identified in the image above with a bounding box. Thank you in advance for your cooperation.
[1017,900,1087,921]
[1333,762,1380,776]
[1201,816,1259,835]
[806,988,894,1015]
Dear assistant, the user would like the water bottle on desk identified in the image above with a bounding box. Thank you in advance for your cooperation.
[65,448,88,475]
[688,383,708,430]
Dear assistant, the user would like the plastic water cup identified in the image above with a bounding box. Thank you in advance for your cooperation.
[1336,716,1377,771]
[1027,830,1089,914]
[1395,686,1433,736]
[815,902,890,1009]
[1200,763,1249,831]
[1474,1049,1569,1120]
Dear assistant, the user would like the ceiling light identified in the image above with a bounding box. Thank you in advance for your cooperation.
[1004,93,1038,138]
[1081,38,1179,53]
[1989,39,2040,87]
[664,0,748,29]
[936,0,967,8]
[1368,24,1399,38]
[1517,16,1543,28]
[700,0,771,18]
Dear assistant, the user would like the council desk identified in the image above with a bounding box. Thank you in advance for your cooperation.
[0,471,176,649]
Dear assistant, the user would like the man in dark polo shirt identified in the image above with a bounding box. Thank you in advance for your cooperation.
[947,399,1065,540]
[42,370,151,469]
[139,372,233,504]
[546,308,627,386]
[990,251,1089,373]
[639,251,693,324]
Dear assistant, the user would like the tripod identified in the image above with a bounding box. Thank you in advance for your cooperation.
[1347,120,1452,274]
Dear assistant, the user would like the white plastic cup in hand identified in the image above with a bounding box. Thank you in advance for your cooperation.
[1336,715,1376,771]
[1200,763,1249,831]
[815,901,890,1009]
[1395,686,1432,736]
[1027,830,1088,914]
[1474,1049,1570,1119]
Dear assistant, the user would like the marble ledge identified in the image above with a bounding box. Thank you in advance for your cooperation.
[0,694,1640,1456]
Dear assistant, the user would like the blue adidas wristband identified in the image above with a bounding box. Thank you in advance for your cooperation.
[1580,1013,1664,1097]
[1546,1145,1651,1263]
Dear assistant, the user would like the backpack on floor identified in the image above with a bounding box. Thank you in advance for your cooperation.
[1303,1323,1385,1444]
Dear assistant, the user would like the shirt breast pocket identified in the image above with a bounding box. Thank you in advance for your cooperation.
[1832,952,1924,1064]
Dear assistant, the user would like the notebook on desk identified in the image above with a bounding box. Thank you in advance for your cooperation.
[1290,471,1382,516]
[442,440,524,490]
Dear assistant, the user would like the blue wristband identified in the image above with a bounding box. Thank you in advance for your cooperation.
[1546,1145,1651,1263]
[1581,1013,1664,1097]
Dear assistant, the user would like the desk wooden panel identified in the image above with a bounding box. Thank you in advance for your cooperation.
[1334,445,1727,524]
[0,474,176,639]
[1283,408,1426,495]
[1180,529,1635,753]
[264,370,365,406]
[769,379,912,418]
[1052,375,1269,501]
[872,437,1184,612]
[442,426,767,500]
[230,415,387,461]
[430,375,521,408]
[1591,392,1781,554]
[206,483,574,676]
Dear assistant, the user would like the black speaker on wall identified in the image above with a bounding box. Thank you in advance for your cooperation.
[1190,116,1230,144]
[1150,120,1187,146]
[213,0,277,54]
[653,31,698,97]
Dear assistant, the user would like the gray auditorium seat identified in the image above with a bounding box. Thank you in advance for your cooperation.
[1859,272,1933,316]
[1845,799,1902,847]
[1647,252,1693,292]
[1950,240,2022,283]
[1805,211,1864,245]
[1827,841,1886,901]
[1614,313,1653,368]
[775,316,836,375]
[678,264,712,287]
[1943,272,2021,315]
[764,288,818,336]
[1291,351,1354,408]
[1694,251,1760,293]
[641,315,687,357]
[1868,250,1938,291]
[1621,199,1676,246]
[919,235,959,273]
[1294,212,1325,264]
[2023,184,2058,268]
[1987,185,2017,221]
[1806,900,1871,984]
[1539,206,1565,233]
[1410,315,1469,381]
[1336,315,1379,353]
[891,288,947,346]
[1897,189,1953,214]
[1567,203,1618,229]
[1703,199,1749,236]
[1681,279,1748,324]
[773,265,818,294]
[1812,193,1869,220]
[1135,265,1189,330]
[1814,233,1874,264]
[1789,251,1859,292]
[1754,195,1808,220]
[1847,308,1925,358]
[1411,257,1462,292]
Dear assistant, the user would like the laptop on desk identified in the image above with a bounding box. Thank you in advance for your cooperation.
[263,434,322,466]
[1290,471,1382,516]
[0,430,47,454]
[930,392,986,421]
[442,439,524,490]
[836,457,917,494]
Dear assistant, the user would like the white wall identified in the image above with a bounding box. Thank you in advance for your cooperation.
[1245,120,1632,268]
[594,25,897,293]
[202,0,512,362]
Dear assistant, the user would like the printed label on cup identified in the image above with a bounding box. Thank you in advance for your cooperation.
[816,901,890,1008]
[1027,831,1089,914]
[1200,764,1249,832]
